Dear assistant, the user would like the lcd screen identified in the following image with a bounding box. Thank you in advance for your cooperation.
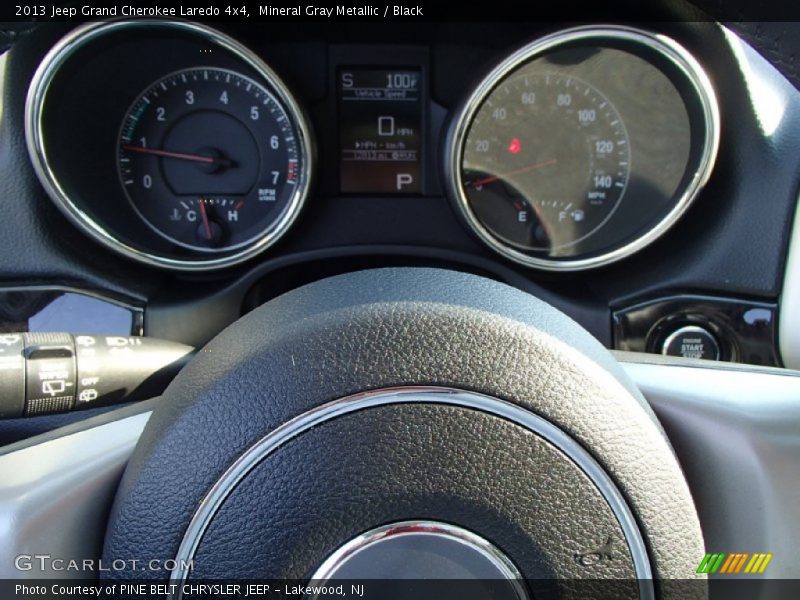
[338,68,422,194]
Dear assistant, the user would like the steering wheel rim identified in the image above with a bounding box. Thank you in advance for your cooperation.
[101,268,704,597]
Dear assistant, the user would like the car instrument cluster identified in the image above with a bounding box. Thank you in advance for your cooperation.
[26,21,718,273]
[20,19,782,368]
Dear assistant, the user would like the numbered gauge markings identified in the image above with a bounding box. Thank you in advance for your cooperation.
[118,67,302,252]
[462,74,630,252]
[447,26,719,271]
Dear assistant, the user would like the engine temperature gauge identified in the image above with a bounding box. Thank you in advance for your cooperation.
[166,197,247,246]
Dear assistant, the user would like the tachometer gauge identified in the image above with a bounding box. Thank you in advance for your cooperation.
[118,67,301,252]
[26,20,313,271]
[462,74,630,252]
[446,26,719,271]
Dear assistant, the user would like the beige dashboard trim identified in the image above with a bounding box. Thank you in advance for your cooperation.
[779,197,800,368]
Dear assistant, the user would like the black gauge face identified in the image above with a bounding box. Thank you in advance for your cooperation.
[462,74,630,253]
[450,30,718,271]
[118,67,302,252]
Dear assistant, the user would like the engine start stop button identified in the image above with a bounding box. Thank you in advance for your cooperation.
[661,325,721,360]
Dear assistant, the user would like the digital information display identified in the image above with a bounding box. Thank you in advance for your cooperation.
[338,68,422,194]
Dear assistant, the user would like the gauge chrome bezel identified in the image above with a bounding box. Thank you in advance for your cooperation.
[445,25,720,272]
[25,19,314,272]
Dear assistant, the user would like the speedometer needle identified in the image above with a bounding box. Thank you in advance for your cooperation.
[121,145,232,167]
[468,158,558,188]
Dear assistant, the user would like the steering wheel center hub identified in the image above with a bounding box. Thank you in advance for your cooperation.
[310,520,527,598]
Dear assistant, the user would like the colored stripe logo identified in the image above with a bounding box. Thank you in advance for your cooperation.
[697,552,773,574]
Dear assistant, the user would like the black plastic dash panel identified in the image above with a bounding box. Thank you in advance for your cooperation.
[613,295,779,366]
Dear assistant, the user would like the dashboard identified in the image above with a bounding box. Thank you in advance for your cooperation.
[4,9,800,589]
[1,15,800,424]
[28,21,717,272]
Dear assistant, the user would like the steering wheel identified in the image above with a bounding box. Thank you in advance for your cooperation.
[18,268,706,599]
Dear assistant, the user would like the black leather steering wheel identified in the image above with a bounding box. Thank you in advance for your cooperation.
[101,268,704,598]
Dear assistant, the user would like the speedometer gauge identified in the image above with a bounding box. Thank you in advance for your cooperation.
[118,67,302,252]
[463,74,630,251]
[447,26,719,271]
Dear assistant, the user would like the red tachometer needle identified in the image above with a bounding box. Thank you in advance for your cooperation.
[122,144,219,165]
[198,198,213,241]
[468,158,558,188]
